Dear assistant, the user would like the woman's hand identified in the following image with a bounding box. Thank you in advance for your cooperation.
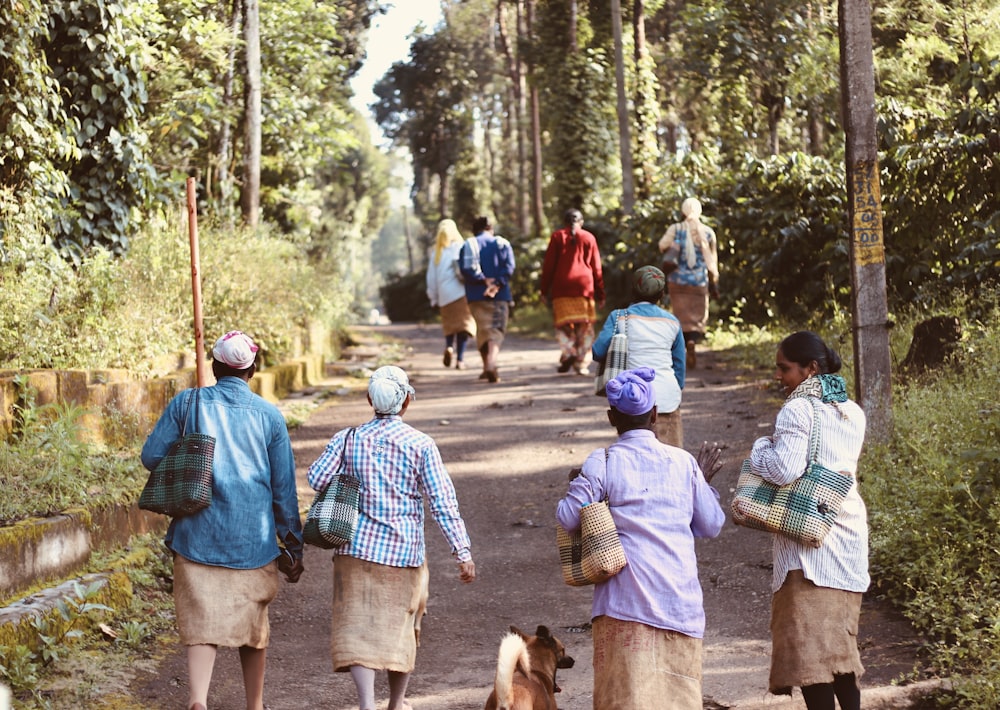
[696,441,724,484]
[458,560,476,584]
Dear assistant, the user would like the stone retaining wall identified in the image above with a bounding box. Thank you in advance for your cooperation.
[0,354,324,444]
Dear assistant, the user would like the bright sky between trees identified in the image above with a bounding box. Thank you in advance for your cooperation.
[350,0,444,134]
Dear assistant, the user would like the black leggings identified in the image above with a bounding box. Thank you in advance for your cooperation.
[801,673,860,710]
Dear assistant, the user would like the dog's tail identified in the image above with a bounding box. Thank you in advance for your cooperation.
[494,632,530,709]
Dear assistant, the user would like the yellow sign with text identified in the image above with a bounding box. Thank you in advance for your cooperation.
[851,161,885,267]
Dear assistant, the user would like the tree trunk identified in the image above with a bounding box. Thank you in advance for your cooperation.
[839,0,893,442]
[497,1,529,238]
[526,0,544,238]
[215,0,241,211]
[240,0,262,229]
[632,0,657,200]
[611,0,634,214]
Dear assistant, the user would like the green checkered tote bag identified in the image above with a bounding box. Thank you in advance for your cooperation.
[731,398,854,548]
[303,428,361,549]
[139,389,215,517]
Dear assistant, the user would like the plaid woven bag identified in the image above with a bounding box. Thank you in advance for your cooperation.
[557,449,628,586]
[594,311,629,396]
[731,398,854,548]
[303,428,361,549]
[139,389,215,517]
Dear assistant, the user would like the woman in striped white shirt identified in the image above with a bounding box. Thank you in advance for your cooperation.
[749,331,869,710]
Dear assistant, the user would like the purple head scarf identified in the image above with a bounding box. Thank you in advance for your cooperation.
[606,367,657,415]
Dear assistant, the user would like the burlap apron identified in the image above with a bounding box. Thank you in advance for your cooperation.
[592,615,702,710]
[330,555,429,673]
[769,569,865,694]
[173,554,278,649]
[654,407,684,448]
[469,300,509,350]
[440,297,476,337]
[667,283,709,337]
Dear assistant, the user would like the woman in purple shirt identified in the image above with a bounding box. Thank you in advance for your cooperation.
[557,368,725,709]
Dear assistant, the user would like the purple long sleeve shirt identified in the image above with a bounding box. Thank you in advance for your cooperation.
[556,429,725,638]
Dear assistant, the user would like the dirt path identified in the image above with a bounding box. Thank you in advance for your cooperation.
[132,322,933,709]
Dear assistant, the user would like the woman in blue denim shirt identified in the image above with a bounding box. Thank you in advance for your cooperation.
[141,330,304,710]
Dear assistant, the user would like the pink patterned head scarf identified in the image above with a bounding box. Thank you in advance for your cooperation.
[606,367,657,415]
[212,330,259,369]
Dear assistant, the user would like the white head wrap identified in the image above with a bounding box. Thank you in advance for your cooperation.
[368,365,415,415]
[212,330,259,369]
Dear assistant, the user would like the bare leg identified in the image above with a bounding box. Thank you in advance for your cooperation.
[387,670,412,710]
[350,665,377,710]
[238,645,267,710]
[187,644,217,710]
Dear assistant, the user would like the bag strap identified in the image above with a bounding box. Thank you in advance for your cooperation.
[601,447,611,503]
[340,427,357,479]
[806,397,823,466]
[179,389,197,436]
[615,309,629,336]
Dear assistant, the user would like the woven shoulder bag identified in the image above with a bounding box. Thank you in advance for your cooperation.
[557,448,628,586]
[303,428,361,549]
[731,398,854,548]
[139,389,215,517]
[594,311,629,396]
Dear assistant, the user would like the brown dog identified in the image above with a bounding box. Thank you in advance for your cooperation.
[484,625,575,710]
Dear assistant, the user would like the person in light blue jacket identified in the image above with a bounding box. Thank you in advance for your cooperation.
[593,265,687,446]
[141,330,303,710]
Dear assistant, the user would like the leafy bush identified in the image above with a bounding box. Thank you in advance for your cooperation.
[0,378,145,523]
[863,303,1000,707]
[0,196,351,372]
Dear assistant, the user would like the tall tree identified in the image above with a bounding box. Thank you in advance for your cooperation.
[240,0,262,227]
[611,0,635,213]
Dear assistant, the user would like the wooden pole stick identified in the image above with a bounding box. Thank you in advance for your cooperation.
[187,178,207,387]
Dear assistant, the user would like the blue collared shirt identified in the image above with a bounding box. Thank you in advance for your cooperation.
[140,377,303,568]
[556,430,725,638]
[306,416,472,567]
[459,232,516,302]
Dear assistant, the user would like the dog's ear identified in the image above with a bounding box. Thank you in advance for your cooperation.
[535,625,551,639]
[510,625,528,640]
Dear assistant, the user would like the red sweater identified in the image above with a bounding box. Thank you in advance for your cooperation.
[540,227,605,301]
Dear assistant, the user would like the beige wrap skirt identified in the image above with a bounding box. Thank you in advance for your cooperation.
[668,283,709,337]
[329,555,429,673]
[769,569,865,694]
[440,297,476,338]
[172,554,279,649]
[592,615,703,710]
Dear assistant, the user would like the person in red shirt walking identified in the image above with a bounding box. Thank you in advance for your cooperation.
[539,209,606,376]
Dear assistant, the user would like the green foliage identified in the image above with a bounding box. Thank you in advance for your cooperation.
[879,51,1000,309]
[114,620,150,649]
[47,0,155,259]
[0,644,40,694]
[541,47,622,216]
[0,381,145,522]
[0,579,111,702]
[0,0,76,199]
[863,304,1000,708]
[0,197,354,372]
[379,270,433,323]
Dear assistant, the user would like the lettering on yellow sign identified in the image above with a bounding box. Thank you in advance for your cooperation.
[851,161,885,267]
